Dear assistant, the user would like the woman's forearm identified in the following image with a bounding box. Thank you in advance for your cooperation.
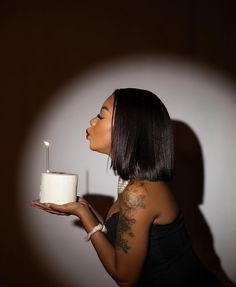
[88,205,104,224]
[77,208,127,284]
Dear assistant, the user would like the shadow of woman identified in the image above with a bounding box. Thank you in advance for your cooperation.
[73,194,114,228]
[170,120,235,287]
[72,169,115,228]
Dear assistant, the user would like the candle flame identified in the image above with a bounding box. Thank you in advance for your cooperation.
[43,140,50,172]
[43,141,50,147]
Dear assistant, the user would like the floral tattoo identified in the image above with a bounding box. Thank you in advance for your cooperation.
[116,182,146,253]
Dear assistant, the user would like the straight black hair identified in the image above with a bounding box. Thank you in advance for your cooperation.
[110,88,174,181]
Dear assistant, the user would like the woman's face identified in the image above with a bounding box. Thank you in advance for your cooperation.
[86,95,114,155]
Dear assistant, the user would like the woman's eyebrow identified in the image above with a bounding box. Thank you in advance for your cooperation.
[101,106,111,113]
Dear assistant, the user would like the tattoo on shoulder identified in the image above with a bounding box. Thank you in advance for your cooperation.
[124,182,147,211]
[123,191,145,211]
[116,182,147,253]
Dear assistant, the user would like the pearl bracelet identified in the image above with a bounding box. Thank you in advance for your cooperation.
[85,223,107,241]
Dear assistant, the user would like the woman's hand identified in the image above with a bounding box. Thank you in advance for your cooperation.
[32,197,90,217]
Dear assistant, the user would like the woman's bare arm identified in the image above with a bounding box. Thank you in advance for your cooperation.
[33,182,156,286]
[77,181,156,286]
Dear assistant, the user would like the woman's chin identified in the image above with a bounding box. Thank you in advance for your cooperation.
[89,144,100,153]
[89,144,96,151]
[89,145,110,155]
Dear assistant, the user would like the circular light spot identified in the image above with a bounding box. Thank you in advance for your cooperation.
[17,55,236,285]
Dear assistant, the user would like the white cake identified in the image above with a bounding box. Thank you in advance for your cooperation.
[39,172,78,204]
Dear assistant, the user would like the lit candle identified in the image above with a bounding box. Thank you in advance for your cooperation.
[43,141,50,173]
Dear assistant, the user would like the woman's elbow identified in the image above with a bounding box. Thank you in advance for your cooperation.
[115,276,137,287]
[116,279,135,287]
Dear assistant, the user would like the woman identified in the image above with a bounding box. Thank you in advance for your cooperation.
[33,88,223,286]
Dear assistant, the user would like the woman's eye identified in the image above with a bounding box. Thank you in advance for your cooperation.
[97,114,104,120]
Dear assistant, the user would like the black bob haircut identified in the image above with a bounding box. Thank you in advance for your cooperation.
[110,88,174,182]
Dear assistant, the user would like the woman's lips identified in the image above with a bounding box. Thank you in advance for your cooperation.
[86,129,90,139]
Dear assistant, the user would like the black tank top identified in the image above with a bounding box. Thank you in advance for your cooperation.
[104,211,223,287]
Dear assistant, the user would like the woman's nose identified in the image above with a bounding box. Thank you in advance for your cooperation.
[90,117,97,126]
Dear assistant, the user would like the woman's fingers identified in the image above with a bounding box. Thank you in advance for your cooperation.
[32,200,50,210]
[32,199,42,207]
[32,200,69,216]
[78,197,90,206]
[46,210,69,216]
[47,203,67,212]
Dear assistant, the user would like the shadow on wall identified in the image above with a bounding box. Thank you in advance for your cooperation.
[170,120,235,287]
[73,169,115,227]
[71,120,235,287]
[73,194,115,228]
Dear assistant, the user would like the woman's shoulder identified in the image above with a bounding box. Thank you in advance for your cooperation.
[119,180,148,211]
[120,180,173,209]
[122,180,179,224]
[126,179,172,195]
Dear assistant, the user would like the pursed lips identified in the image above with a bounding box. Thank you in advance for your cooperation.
[86,129,90,139]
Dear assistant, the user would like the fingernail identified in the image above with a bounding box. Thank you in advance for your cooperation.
[45,203,50,207]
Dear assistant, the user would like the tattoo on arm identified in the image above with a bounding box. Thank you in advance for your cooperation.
[116,183,146,253]
[116,213,135,253]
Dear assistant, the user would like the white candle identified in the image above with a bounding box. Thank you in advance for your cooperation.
[43,141,50,173]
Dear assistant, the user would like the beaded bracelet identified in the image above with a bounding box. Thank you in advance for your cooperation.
[85,223,107,241]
